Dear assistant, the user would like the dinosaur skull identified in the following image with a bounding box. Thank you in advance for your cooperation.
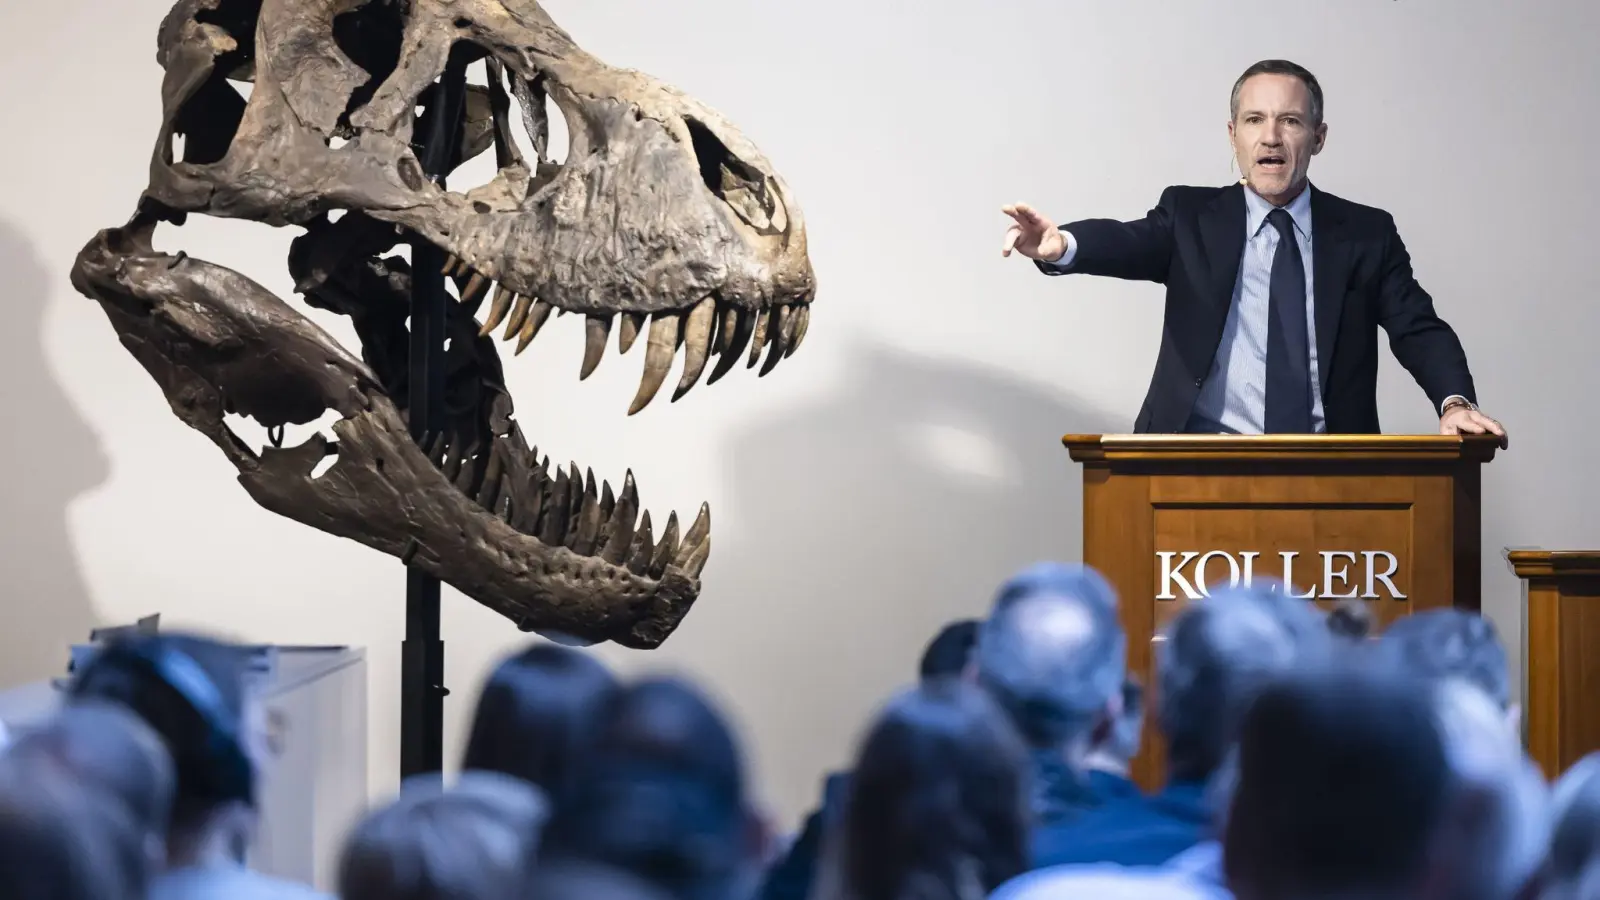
[69,0,815,648]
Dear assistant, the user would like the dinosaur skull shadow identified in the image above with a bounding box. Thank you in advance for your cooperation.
[69,0,816,648]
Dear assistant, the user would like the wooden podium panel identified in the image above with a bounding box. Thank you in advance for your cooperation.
[1507,550,1600,779]
[1065,434,1499,788]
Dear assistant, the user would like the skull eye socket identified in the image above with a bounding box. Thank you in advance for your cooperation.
[683,116,785,236]
[170,0,263,165]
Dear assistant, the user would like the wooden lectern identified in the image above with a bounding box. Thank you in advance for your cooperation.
[1507,550,1600,779]
[1063,433,1500,789]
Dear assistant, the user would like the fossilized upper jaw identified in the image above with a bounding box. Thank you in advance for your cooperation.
[148,0,814,319]
[72,216,711,648]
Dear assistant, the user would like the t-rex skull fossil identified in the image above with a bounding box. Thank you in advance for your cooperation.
[69,0,815,648]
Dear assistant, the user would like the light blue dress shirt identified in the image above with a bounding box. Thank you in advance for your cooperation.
[1187,185,1322,434]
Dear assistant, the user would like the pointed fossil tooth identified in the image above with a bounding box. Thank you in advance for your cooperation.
[628,312,681,416]
[600,479,616,520]
[453,442,483,493]
[746,308,771,368]
[618,312,645,354]
[672,296,717,402]
[680,502,710,555]
[581,314,612,380]
[460,271,489,304]
[713,305,738,355]
[476,443,505,511]
[785,304,810,357]
[625,511,654,574]
[479,284,515,336]
[648,511,681,578]
[538,465,571,545]
[571,474,602,555]
[561,463,585,547]
[501,292,533,339]
[424,431,448,466]
[759,305,793,376]
[706,308,754,385]
[518,470,544,533]
[443,254,462,275]
[599,470,639,565]
[497,478,515,523]
[515,298,554,355]
[681,536,710,579]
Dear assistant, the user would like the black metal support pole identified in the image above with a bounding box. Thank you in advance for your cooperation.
[400,55,468,785]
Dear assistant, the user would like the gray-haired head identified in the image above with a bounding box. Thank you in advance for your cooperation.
[338,770,548,900]
[1157,588,1301,782]
[6,701,175,840]
[0,764,147,900]
[976,562,1125,751]
[1427,678,1551,900]
[1546,752,1600,900]
[1379,610,1510,711]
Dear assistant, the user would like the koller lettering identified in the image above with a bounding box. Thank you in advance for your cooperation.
[1155,550,1405,601]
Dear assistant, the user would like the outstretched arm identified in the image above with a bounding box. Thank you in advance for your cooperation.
[1022,186,1180,283]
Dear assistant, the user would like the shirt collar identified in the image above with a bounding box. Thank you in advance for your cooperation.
[1243,180,1313,240]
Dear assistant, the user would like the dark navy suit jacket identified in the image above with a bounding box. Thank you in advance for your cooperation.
[1035,183,1477,434]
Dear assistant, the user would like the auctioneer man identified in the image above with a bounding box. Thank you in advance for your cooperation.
[1001,58,1506,444]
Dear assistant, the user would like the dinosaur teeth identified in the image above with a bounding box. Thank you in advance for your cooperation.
[580,314,611,379]
[671,296,716,402]
[628,311,681,415]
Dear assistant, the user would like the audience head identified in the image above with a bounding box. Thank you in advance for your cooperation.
[65,631,265,866]
[461,641,620,796]
[1378,609,1514,729]
[1222,664,1452,900]
[1157,586,1302,783]
[1,700,174,875]
[523,860,678,900]
[1548,752,1600,900]
[836,677,1031,900]
[0,765,147,900]
[1426,678,1550,900]
[338,770,548,900]
[541,676,759,900]
[919,619,980,682]
[975,562,1126,757]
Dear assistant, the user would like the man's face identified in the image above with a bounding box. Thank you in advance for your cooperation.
[1228,73,1326,204]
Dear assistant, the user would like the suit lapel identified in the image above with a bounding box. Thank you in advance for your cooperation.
[1309,185,1350,395]
[1197,183,1247,321]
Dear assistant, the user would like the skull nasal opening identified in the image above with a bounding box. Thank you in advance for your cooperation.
[682,116,785,236]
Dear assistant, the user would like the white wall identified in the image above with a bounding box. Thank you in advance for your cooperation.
[1,0,1595,827]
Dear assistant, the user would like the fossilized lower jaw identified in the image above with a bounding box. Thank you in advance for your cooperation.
[70,216,711,648]
[437,246,812,415]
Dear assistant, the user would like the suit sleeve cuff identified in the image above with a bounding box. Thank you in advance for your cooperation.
[1440,395,1474,415]
[1033,228,1078,274]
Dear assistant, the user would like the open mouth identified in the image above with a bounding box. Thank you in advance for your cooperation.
[71,0,817,648]
[1256,155,1287,170]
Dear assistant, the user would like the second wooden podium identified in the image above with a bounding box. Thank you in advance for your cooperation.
[1063,433,1500,788]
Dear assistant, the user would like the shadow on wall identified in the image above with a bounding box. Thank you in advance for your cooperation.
[672,337,1120,808]
[0,219,108,686]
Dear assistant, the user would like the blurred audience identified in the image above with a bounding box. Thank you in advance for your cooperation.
[0,564,1580,900]
[460,642,620,797]
[66,631,329,898]
[829,677,1031,900]
[338,770,547,900]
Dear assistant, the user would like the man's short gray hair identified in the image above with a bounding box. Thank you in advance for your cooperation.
[1379,610,1510,709]
[338,770,548,900]
[976,564,1125,749]
[1157,588,1300,781]
[1546,751,1600,899]
[1429,678,1550,900]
